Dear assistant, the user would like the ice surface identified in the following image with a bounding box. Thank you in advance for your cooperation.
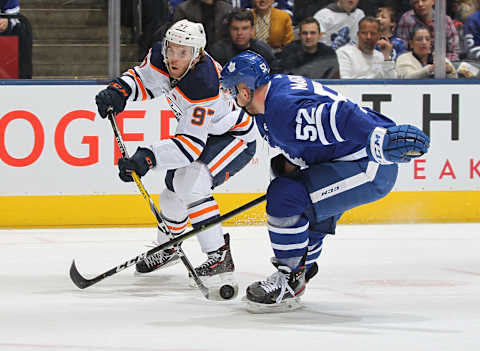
[0,223,479,351]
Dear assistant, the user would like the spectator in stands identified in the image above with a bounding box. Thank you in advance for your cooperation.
[277,17,340,78]
[0,0,32,78]
[209,9,275,66]
[0,0,19,34]
[251,0,294,50]
[396,0,460,61]
[172,0,232,50]
[293,0,332,26]
[449,0,478,57]
[463,2,480,60]
[396,24,457,78]
[336,16,397,78]
[376,5,407,60]
[313,0,365,50]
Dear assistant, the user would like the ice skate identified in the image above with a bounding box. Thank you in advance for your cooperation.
[135,245,180,275]
[189,233,238,300]
[245,258,306,313]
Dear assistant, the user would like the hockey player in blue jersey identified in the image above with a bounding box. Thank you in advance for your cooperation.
[220,51,430,313]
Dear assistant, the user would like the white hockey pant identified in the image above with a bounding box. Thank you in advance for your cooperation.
[157,161,224,253]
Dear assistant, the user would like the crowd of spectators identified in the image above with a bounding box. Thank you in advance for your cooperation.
[3,0,480,80]
[137,0,480,80]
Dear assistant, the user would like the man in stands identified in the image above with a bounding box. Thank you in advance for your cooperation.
[209,9,275,67]
[278,17,340,78]
[336,16,397,78]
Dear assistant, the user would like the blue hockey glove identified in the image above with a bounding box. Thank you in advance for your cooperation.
[118,147,156,182]
[366,125,430,164]
[95,78,131,118]
[330,26,350,50]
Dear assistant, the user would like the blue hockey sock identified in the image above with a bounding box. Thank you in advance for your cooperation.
[268,215,309,271]
[306,233,326,269]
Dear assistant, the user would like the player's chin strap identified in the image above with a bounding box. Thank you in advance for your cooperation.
[93,109,210,299]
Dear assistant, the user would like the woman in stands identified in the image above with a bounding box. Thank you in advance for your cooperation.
[396,25,458,79]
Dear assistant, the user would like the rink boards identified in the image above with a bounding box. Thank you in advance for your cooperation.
[0,80,479,227]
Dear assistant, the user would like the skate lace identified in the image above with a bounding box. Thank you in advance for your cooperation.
[143,251,165,267]
[143,244,175,268]
[260,271,295,304]
[197,252,222,269]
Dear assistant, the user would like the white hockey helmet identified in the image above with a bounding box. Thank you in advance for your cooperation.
[162,20,207,79]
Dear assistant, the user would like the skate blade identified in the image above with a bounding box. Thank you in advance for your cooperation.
[133,258,180,277]
[188,271,236,288]
[245,297,303,314]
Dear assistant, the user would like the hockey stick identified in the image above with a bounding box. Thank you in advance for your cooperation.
[69,193,266,289]
[104,110,209,298]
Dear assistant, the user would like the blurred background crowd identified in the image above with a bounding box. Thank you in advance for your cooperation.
[2,0,480,80]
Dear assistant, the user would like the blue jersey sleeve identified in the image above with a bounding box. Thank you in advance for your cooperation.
[267,78,395,149]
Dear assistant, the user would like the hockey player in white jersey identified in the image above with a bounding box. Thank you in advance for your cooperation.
[220,51,430,312]
[95,20,257,295]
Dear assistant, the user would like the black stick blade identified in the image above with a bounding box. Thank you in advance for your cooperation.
[70,260,96,289]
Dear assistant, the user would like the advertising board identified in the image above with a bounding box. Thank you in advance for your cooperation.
[1,81,478,227]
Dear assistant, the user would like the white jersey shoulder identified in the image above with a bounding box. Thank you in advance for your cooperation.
[117,43,255,169]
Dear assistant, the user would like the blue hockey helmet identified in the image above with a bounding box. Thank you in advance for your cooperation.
[220,51,271,97]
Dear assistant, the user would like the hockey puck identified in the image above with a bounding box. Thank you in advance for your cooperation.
[219,284,235,300]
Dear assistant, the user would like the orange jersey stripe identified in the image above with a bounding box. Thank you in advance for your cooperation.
[209,140,245,173]
[232,114,251,130]
[189,204,219,219]
[128,69,147,101]
[149,63,169,78]
[175,135,202,156]
[168,222,188,231]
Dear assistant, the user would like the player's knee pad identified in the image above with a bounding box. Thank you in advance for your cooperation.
[172,161,213,204]
[159,188,187,221]
[266,176,311,218]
